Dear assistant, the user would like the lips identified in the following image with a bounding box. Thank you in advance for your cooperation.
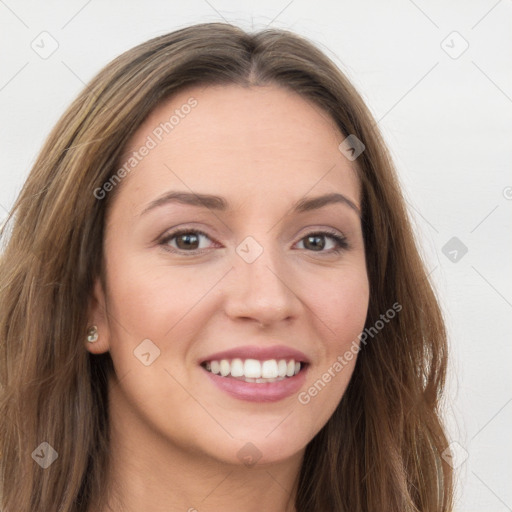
[201,361,309,402]
[198,344,310,402]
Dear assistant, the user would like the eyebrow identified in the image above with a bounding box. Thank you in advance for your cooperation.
[140,190,361,217]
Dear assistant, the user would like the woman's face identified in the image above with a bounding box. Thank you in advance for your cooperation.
[88,84,369,467]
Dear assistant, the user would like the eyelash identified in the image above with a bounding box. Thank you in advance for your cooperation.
[158,228,349,255]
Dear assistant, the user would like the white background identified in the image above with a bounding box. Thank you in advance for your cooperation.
[1,1,511,510]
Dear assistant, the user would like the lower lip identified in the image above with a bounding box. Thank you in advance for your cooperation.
[201,365,309,402]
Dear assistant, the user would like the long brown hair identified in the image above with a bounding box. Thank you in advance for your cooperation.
[0,22,453,511]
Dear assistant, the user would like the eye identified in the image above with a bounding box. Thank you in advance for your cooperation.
[158,228,348,255]
[159,229,217,253]
[295,230,348,253]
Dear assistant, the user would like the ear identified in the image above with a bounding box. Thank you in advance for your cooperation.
[85,277,111,355]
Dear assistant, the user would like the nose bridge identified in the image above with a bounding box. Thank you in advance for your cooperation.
[225,234,301,323]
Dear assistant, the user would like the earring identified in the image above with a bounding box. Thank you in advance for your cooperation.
[87,325,99,343]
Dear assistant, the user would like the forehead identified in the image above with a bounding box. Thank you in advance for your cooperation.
[112,84,360,215]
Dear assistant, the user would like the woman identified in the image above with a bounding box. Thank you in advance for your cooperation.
[0,22,454,511]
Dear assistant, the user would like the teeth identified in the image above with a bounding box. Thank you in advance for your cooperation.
[261,360,278,378]
[203,358,303,381]
[231,358,244,377]
[277,359,287,378]
[244,359,261,378]
[220,360,230,377]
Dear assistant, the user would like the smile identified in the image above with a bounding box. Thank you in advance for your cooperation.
[201,358,303,383]
[200,358,309,402]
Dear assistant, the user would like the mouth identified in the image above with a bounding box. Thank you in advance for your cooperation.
[200,358,308,383]
[199,357,310,402]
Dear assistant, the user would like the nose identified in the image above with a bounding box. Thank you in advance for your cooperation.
[222,243,303,327]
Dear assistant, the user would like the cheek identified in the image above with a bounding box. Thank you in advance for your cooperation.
[305,265,369,345]
[105,251,220,336]
[101,253,216,383]
[295,267,369,427]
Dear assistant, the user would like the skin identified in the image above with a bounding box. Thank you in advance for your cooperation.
[87,84,369,512]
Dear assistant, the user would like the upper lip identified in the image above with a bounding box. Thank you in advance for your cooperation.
[199,345,311,365]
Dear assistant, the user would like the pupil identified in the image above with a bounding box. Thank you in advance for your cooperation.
[305,235,324,251]
[177,233,199,250]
